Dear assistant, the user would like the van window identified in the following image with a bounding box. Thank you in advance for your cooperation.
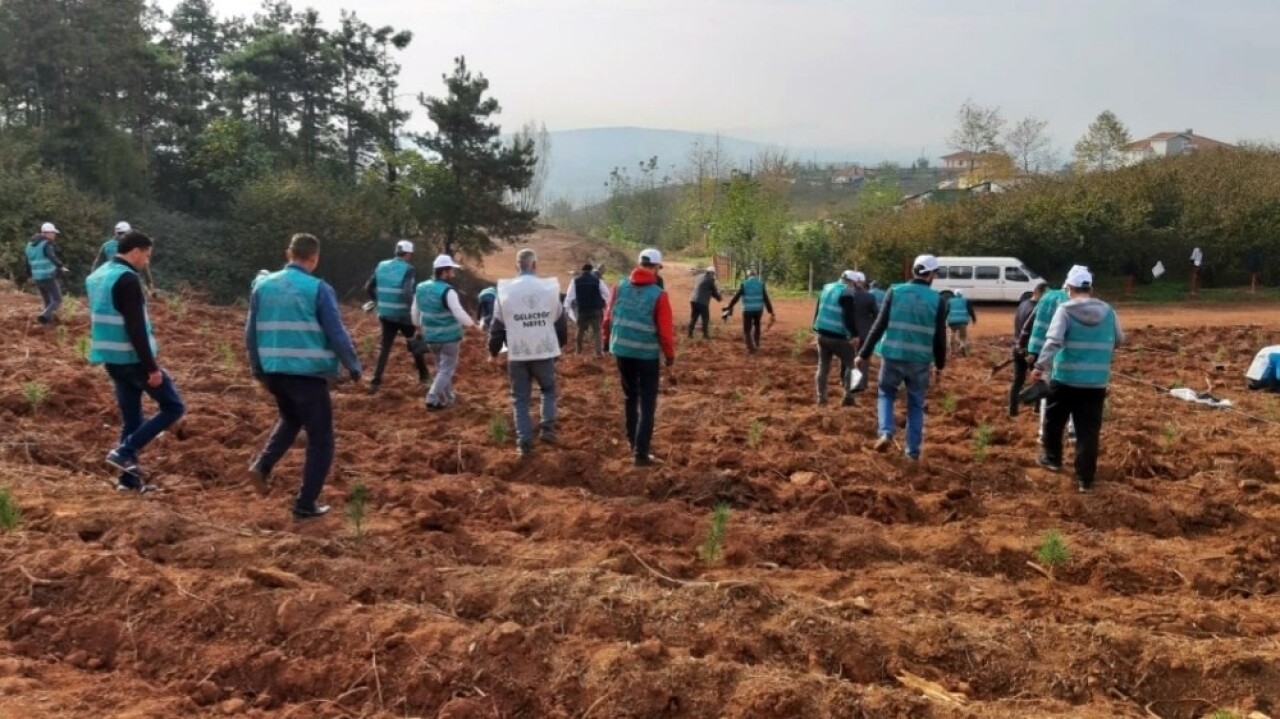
[975,266,999,280]
[935,266,948,279]
[1005,267,1029,282]
[948,266,972,279]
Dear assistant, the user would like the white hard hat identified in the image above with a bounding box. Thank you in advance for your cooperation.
[1065,264,1093,288]
[639,248,663,266]
[912,254,940,275]
[396,239,414,254]
[114,221,132,234]
[41,222,59,234]
[432,254,462,270]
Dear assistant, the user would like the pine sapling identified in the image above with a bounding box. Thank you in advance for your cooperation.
[22,382,49,413]
[346,481,368,539]
[215,340,238,372]
[747,419,765,448]
[488,414,509,445]
[698,503,731,564]
[941,392,958,414]
[75,334,90,361]
[1034,529,1070,578]
[973,423,993,463]
[1162,422,1178,448]
[0,487,21,532]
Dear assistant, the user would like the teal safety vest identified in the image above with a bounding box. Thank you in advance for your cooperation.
[1051,307,1117,387]
[374,258,413,321]
[1027,289,1067,355]
[479,287,497,301]
[870,287,886,309]
[416,280,462,343]
[253,266,339,376]
[947,296,971,325]
[86,261,158,365]
[813,282,850,337]
[26,239,55,281]
[101,238,119,262]
[876,282,940,363]
[608,280,663,360]
[742,277,765,312]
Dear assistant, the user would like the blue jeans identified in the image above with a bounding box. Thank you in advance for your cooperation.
[105,363,186,460]
[257,375,333,511]
[509,359,557,445]
[36,279,62,323]
[876,359,932,458]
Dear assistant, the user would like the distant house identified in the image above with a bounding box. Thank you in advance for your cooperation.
[940,151,1004,173]
[1121,130,1233,165]
[897,188,969,209]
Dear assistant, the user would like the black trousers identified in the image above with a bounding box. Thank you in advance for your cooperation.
[258,375,334,511]
[688,302,711,338]
[616,356,660,458]
[372,318,429,385]
[1008,349,1029,416]
[742,311,763,351]
[1043,382,1107,485]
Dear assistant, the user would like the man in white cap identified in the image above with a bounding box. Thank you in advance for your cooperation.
[1031,265,1124,493]
[96,221,131,268]
[412,254,478,409]
[487,249,568,457]
[811,270,862,405]
[364,240,429,393]
[26,222,68,325]
[687,265,723,340]
[856,254,949,460]
[603,248,676,467]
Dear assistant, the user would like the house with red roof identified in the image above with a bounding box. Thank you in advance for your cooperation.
[1121,129,1233,165]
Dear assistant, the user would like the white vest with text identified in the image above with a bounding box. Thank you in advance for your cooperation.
[498,275,562,361]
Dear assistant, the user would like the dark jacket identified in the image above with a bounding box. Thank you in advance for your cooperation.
[1013,293,1035,350]
[857,279,949,370]
[573,273,607,313]
[850,288,879,341]
[689,272,722,306]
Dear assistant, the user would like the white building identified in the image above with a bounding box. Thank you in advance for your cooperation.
[1121,130,1233,165]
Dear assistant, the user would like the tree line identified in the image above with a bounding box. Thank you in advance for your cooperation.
[0,0,538,301]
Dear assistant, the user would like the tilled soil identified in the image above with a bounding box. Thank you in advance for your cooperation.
[1,287,1279,719]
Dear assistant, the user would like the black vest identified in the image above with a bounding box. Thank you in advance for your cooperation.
[574,274,605,312]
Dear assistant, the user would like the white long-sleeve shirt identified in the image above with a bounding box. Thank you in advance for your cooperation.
[411,285,476,330]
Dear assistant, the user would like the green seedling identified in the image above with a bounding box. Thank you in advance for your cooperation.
[164,294,187,322]
[488,414,509,445]
[346,481,368,539]
[55,325,68,345]
[22,382,49,413]
[698,502,732,564]
[215,339,238,372]
[747,419,765,448]
[75,334,91,361]
[1162,422,1178,448]
[360,335,375,356]
[941,392,958,414]
[730,389,743,403]
[1034,529,1070,577]
[59,296,80,322]
[974,423,993,463]
[0,487,21,532]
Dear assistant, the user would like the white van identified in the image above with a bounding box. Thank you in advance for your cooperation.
[931,257,1043,302]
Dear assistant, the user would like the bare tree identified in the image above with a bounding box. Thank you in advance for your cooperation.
[511,120,552,214]
[1005,116,1056,174]
[948,99,1006,172]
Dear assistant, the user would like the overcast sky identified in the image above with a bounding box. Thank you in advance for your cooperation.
[159,0,1280,159]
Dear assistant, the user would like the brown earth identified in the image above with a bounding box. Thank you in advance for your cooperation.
[1,231,1279,719]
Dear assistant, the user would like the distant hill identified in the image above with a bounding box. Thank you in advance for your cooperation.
[543,127,911,205]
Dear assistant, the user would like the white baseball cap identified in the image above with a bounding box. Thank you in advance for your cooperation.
[40,222,59,234]
[706,266,716,273]
[396,239,414,254]
[912,254,940,275]
[114,221,131,233]
[840,270,861,283]
[432,254,462,270]
[1065,264,1093,288]
[639,248,663,266]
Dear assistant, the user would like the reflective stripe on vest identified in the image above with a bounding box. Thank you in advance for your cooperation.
[1051,308,1116,387]
[415,280,462,343]
[86,261,158,365]
[812,282,850,337]
[609,280,662,359]
[1028,289,1066,355]
[374,258,412,320]
[876,282,940,363]
[253,266,339,376]
[26,240,55,281]
[742,277,765,312]
[947,296,970,325]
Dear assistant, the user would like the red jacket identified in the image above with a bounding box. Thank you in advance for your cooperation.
[602,266,675,360]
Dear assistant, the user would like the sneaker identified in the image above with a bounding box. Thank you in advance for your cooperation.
[292,504,331,520]
[633,453,659,467]
[35,315,50,325]
[418,375,430,386]
[116,481,157,494]
[367,382,381,395]
[873,435,892,452]
[539,431,559,446]
[106,448,145,478]
[516,442,534,458]
[1037,454,1063,472]
[247,462,271,496]
[425,401,445,411]
[905,452,920,462]
[1076,478,1093,494]
[841,392,855,407]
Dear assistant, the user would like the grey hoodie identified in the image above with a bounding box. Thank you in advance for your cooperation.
[1035,297,1124,385]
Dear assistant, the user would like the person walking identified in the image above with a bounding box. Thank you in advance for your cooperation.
[488,249,568,457]
[812,270,861,406]
[603,248,676,467]
[94,221,130,268]
[1032,266,1124,493]
[246,233,361,519]
[364,240,429,393]
[687,267,722,339]
[26,222,68,325]
[564,262,610,357]
[945,290,977,356]
[476,286,497,329]
[86,231,186,493]
[412,254,478,410]
[1026,276,1070,435]
[723,269,775,353]
[1008,282,1047,416]
[856,254,948,461]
